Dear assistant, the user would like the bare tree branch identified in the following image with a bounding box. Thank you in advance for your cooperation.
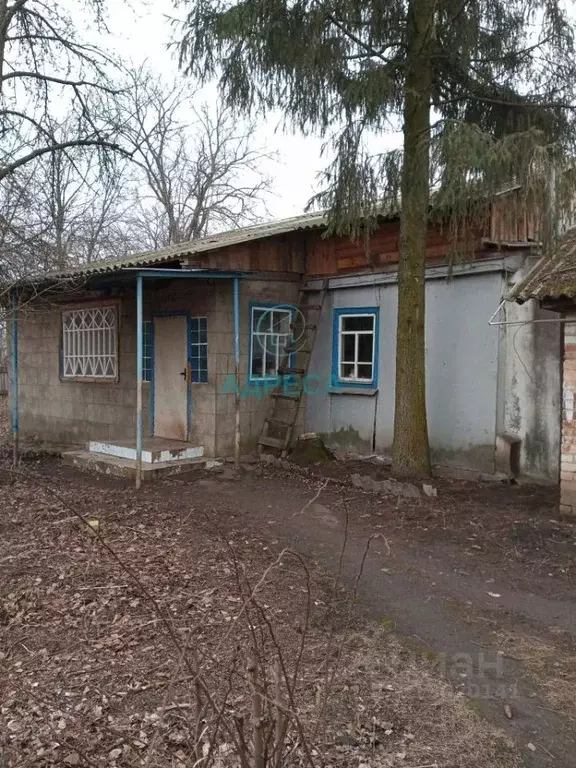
[0,138,127,181]
[119,68,273,248]
[0,0,128,183]
[0,70,120,93]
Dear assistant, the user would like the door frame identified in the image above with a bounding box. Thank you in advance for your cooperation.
[150,310,191,440]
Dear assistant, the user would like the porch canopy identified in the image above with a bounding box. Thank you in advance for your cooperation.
[10,264,250,488]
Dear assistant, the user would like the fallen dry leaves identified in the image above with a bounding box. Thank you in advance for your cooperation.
[0,462,521,767]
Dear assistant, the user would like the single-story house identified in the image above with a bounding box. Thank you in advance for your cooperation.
[506,227,576,513]
[7,200,563,482]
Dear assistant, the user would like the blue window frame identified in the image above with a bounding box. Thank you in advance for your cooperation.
[332,307,379,389]
[249,303,294,381]
[189,316,208,383]
[142,320,153,383]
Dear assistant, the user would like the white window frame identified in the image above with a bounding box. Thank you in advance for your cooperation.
[249,305,293,381]
[61,305,119,381]
[337,312,376,383]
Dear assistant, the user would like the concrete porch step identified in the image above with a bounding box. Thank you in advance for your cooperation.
[63,450,215,482]
[88,439,204,464]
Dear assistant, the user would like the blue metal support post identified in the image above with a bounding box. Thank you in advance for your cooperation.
[136,275,143,488]
[11,289,19,466]
[233,277,241,465]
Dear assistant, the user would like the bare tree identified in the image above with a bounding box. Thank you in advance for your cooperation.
[120,196,173,253]
[0,0,127,182]
[32,131,131,267]
[0,139,131,278]
[0,167,57,280]
[122,70,273,247]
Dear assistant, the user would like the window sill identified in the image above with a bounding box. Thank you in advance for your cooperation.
[60,377,119,384]
[247,377,280,386]
[328,386,378,396]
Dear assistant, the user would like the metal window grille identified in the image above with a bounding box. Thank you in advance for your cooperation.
[250,306,291,379]
[61,306,118,379]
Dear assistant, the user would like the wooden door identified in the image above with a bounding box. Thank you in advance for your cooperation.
[153,315,188,440]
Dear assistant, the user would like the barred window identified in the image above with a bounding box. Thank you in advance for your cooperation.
[61,306,118,380]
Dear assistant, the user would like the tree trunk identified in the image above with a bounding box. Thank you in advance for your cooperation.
[392,0,434,477]
[0,0,11,89]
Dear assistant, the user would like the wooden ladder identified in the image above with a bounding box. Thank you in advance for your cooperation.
[257,280,328,457]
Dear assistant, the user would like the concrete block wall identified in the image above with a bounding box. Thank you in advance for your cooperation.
[16,298,150,448]
[15,275,299,457]
[560,315,576,514]
[16,281,217,451]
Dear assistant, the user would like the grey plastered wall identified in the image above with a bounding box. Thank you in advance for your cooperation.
[306,263,509,472]
[498,263,561,480]
[213,274,300,457]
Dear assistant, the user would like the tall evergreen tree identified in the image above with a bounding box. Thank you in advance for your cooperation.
[179,0,576,475]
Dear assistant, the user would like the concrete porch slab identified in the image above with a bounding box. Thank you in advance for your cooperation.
[63,450,214,482]
[88,438,204,464]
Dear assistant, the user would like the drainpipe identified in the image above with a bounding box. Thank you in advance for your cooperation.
[10,288,19,467]
[233,277,241,466]
[136,274,143,489]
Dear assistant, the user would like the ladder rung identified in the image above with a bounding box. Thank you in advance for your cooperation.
[300,304,322,311]
[284,346,312,354]
[290,322,317,331]
[266,417,292,427]
[272,393,300,401]
[258,435,286,449]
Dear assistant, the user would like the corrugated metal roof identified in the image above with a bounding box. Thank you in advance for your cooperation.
[37,210,328,282]
[507,227,576,302]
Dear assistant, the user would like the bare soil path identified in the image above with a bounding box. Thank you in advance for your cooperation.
[3,452,576,767]
[161,461,576,768]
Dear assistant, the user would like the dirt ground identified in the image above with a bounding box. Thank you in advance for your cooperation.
[1,441,576,766]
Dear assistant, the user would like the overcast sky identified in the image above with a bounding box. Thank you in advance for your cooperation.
[94,0,401,222]
[92,2,323,219]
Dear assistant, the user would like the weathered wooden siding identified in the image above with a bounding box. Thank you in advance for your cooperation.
[305,220,484,276]
[190,234,307,274]
[191,220,489,278]
[185,202,532,278]
[490,189,539,244]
